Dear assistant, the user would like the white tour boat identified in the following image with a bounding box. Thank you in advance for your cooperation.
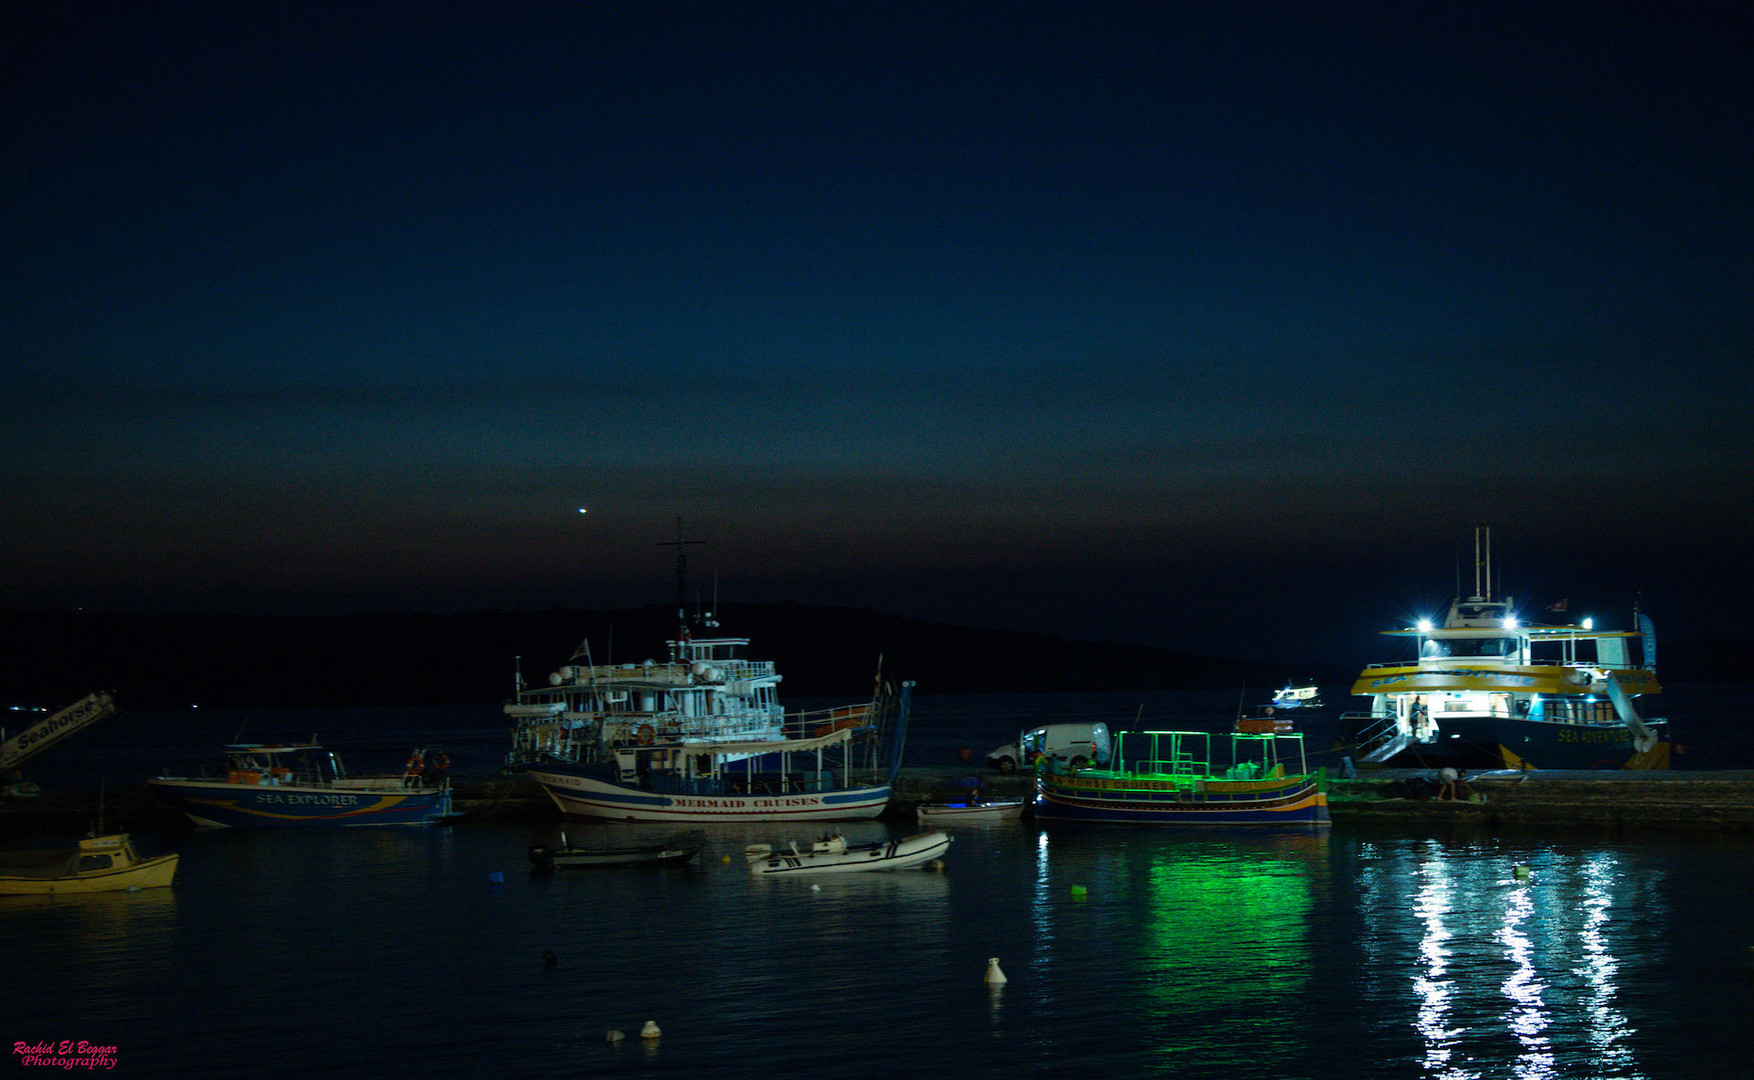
[1346,527,1669,771]
[506,534,910,823]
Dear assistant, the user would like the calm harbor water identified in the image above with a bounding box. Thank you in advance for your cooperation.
[5,687,1753,1078]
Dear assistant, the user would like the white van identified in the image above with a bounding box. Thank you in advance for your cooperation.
[985,722,1111,774]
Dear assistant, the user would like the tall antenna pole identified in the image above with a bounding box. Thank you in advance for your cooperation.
[1472,524,1491,600]
[655,517,705,623]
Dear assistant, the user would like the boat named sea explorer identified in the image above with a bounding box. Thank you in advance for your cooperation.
[1034,728,1331,826]
[1346,527,1670,771]
[507,610,910,823]
[149,742,454,827]
[0,833,179,895]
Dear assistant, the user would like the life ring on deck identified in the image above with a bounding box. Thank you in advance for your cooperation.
[635,724,655,746]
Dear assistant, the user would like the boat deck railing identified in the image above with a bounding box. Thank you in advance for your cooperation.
[1106,729,1314,780]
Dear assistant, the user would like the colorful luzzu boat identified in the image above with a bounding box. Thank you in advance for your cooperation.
[1034,729,1330,826]
[149,742,452,827]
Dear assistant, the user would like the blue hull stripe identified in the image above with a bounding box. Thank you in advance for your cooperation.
[149,782,451,827]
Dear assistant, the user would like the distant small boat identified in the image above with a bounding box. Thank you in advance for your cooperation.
[1234,711,1294,734]
[0,834,179,896]
[745,830,950,875]
[528,830,704,871]
[1271,682,1323,710]
[915,799,1026,824]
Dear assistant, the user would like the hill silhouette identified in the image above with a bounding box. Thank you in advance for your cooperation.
[6,605,1739,714]
[2,603,1353,711]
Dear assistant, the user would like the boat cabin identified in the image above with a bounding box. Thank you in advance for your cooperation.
[215,744,343,786]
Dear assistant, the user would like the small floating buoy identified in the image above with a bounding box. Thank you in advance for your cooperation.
[605,1030,624,1045]
[928,858,946,872]
[543,950,558,969]
[640,1020,661,1040]
[721,854,731,864]
[1070,884,1088,900]
[488,870,505,885]
[985,957,1007,985]
[810,883,821,892]
[1513,865,1531,881]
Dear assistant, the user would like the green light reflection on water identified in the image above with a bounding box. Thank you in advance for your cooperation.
[1132,833,1322,1067]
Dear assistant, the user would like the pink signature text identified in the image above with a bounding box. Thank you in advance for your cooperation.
[13,1040,119,1071]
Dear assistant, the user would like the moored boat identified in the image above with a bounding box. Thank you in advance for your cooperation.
[1271,681,1323,711]
[744,829,950,875]
[1345,528,1670,771]
[528,829,704,870]
[148,742,454,827]
[0,833,179,896]
[915,799,1027,824]
[1034,729,1331,826]
[505,536,909,823]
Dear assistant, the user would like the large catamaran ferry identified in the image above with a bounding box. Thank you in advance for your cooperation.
[505,536,909,822]
[1347,528,1669,772]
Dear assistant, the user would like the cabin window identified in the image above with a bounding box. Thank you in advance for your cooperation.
[1450,635,1515,658]
[77,854,113,872]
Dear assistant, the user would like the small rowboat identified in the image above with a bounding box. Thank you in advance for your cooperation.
[915,799,1026,824]
[745,830,950,876]
[529,830,704,871]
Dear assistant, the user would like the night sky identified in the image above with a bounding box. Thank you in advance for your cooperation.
[5,2,1750,663]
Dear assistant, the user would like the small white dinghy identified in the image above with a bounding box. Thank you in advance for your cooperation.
[916,799,1026,825]
[745,830,950,876]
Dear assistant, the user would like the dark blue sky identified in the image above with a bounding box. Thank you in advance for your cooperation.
[5,2,1750,662]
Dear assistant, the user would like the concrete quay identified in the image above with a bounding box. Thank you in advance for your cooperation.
[1329,770,1754,830]
[900,767,1754,831]
[7,769,1754,834]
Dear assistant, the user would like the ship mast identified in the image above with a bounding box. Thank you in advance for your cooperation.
[1473,524,1491,602]
[655,517,705,640]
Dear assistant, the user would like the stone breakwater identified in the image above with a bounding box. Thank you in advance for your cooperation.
[900,766,1754,831]
[1330,772,1754,830]
[7,770,1754,833]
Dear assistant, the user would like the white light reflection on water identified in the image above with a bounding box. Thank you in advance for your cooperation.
[1495,878,1554,1078]
[1364,838,1662,1080]
[1578,854,1645,1079]
[1411,843,1472,1080]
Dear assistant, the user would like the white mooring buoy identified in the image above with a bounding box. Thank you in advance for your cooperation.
[985,957,1007,985]
[640,1020,661,1040]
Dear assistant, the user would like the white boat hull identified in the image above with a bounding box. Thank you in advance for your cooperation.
[747,831,951,875]
[915,800,1026,824]
[528,767,892,823]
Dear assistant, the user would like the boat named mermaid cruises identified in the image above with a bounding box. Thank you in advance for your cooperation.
[507,599,908,823]
[1346,527,1669,771]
